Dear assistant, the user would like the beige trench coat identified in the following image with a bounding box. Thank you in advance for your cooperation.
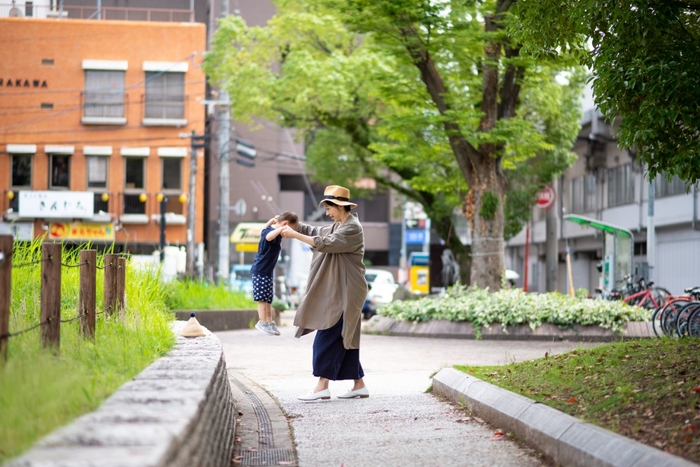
[293,214,368,349]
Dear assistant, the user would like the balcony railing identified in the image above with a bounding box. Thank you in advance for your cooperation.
[1,4,194,22]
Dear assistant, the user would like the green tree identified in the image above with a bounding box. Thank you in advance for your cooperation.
[513,0,700,184]
[204,0,582,289]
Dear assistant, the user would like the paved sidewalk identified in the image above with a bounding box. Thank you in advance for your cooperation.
[217,315,593,467]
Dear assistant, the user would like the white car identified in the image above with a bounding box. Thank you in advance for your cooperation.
[365,268,398,305]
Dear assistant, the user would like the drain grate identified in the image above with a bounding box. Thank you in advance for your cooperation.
[236,448,297,466]
[229,375,275,447]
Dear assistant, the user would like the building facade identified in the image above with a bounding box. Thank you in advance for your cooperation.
[506,109,700,295]
[0,16,207,258]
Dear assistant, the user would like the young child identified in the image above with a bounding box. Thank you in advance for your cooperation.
[251,211,299,336]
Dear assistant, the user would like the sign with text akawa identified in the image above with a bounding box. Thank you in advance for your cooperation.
[19,191,94,218]
[49,222,115,241]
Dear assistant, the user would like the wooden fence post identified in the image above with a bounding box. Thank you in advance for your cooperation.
[0,235,12,363]
[104,253,118,316]
[116,257,126,315]
[79,249,96,339]
[40,242,61,350]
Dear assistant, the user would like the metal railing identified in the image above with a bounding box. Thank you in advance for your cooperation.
[1,4,194,22]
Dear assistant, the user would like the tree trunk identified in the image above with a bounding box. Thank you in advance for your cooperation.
[465,158,506,291]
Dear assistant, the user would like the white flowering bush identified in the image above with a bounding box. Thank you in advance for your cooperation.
[378,284,649,334]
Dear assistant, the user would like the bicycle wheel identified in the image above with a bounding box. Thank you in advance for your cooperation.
[663,301,696,337]
[687,307,700,337]
[651,306,665,338]
[651,287,670,309]
[677,302,700,337]
[654,298,688,337]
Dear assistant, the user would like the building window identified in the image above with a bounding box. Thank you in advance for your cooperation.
[124,158,145,214]
[84,70,125,118]
[11,155,32,188]
[25,2,33,16]
[145,72,185,119]
[50,155,70,188]
[87,156,108,189]
[655,173,687,198]
[607,164,635,207]
[570,174,597,214]
[161,158,182,190]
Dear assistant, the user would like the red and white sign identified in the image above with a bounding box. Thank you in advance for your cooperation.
[536,185,556,209]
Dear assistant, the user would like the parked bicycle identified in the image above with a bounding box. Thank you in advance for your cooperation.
[651,286,700,337]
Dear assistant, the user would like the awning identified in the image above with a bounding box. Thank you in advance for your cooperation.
[563,214,633,239]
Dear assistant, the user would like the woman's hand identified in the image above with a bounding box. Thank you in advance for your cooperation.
[280,226,295,239]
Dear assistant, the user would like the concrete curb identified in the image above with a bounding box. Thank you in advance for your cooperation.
[174,309,258,332]
[433,368,698,467]
[363,316,654,341]
[7,322,235,467]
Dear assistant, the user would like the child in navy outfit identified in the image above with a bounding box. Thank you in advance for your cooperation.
[251,211,299,336]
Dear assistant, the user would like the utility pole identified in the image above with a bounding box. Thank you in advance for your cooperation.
[647,179,655,282]
[545,181,559,292]
[186,130,197,276]
[216,0,232,284]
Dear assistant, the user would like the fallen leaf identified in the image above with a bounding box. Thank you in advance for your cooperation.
[468,369,475,373]
[494,430,504,436]
[692,386,700,393]
[474,417,484,423]
[567,397,577,403]
[456,417,471,423]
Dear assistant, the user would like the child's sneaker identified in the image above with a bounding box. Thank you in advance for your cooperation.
[269,321,281,336]
[255,320,275,336]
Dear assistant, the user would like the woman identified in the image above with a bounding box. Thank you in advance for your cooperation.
[281,185,369,401]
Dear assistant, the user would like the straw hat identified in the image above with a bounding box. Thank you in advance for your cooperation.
[318,185,357,208]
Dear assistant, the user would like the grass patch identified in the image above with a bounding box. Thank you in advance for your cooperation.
[456,339,700,463]
[0,242,174,462]
[164,279,255,310]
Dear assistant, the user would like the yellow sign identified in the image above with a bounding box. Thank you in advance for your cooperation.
[49,222,115,241]
[230,222,266,244]
[235,243,259,252]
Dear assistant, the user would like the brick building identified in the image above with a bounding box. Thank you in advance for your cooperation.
[0,16,206,259]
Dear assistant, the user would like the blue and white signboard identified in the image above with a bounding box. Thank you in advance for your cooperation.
[19,191,94,219]
[405,229,426,245]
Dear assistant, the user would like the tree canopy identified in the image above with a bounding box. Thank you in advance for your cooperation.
[204,0,583,289]
[513,0,700,183]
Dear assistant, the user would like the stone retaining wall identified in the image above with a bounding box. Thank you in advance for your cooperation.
[7,322,235,467]
[175,309,281,332]
[363,316,654,341]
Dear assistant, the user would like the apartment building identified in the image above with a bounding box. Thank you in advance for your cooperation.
[0,16,207,256]
[506,109,700,295]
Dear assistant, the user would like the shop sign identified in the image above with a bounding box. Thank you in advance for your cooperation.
[0,78,48,88]
[19,191,94,218]
[0,222,34,241]
[230,222,265,244]
[49,222,115,241]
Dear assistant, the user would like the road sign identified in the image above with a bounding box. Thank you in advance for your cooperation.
[536,185,556,209]
[405,230,426,245]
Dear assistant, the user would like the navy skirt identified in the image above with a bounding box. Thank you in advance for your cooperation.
[312,315,364,381]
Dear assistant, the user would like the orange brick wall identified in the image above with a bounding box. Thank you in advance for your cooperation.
[0,17,206,247]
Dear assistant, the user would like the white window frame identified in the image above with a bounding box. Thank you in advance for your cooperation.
[82,60,128,125]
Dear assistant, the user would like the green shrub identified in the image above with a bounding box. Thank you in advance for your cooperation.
[1,241,174,462]
[164,279,256,310]
[378,284,648,335]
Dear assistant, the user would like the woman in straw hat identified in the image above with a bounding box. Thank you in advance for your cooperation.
[281,185,369,400]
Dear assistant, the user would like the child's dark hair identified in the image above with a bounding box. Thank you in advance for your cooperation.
[279,211,299,224]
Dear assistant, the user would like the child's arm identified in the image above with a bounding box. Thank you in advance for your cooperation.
[264,215,279,228]
[265,225,287,242]
[281,228,316,248]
